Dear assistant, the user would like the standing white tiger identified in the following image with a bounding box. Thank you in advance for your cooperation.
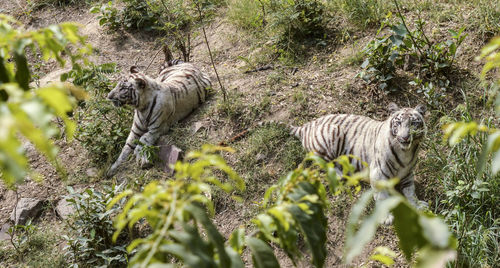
[288,103,428,224]
[106,62,211,177]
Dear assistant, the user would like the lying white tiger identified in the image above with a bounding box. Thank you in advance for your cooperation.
[288,103,428,224]
[106,62,211,177]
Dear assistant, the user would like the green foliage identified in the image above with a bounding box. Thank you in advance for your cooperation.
[110,145,245,267]
[109,145,456,267]
[358,11,466,103]
[68,62,133,165]
[438,37,500,267]
[344,179,457,267]
[0,15,89,187]
[0,223,68,267]
[359,12,466,97]
[227,0,265,30]
[64,185,130,267]
[8,219,37,253]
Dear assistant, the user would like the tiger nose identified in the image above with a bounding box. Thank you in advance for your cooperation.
[401,135,410,142]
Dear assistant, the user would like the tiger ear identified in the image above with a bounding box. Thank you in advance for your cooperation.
[388,102,399,114]
[130,66,139,74]
[134,77,146,89]
[415,104,426,115]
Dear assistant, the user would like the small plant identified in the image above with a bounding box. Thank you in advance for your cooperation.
[358,11,467,97]
[64,185,130,267]
[7,219,37,258]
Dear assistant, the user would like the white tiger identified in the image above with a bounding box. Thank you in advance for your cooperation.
[106,62,211,177]
[287,103,428,224]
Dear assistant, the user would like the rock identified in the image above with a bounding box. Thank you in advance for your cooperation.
[86,167,99,178]
[55,198,75,220]
[10,198,45,225]
[0,223,11,241]
[159,145,183,176]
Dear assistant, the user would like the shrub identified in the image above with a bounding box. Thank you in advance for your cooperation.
[358,12,466,101]
[109,145,456,267]
[64,185,130,267]
[267,0,328,62]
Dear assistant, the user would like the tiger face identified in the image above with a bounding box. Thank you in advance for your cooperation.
[107,66,144,107]
[388,103,426,150]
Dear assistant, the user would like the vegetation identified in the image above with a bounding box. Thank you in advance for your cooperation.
[64,185,130,267]
[109,146,455,267]
[0,15,88,187]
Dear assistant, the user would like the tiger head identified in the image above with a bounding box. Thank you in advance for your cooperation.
[388,103,426,150]
[107,66,146,107]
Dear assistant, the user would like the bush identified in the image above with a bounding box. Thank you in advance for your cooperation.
[91,0,221,61]
[64,185,130,267]
[0,16,88,187]
[358,12,466,102]
[108,145,456,267]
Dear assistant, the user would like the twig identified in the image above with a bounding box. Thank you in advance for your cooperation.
[243,65,274,74]
[392,0,424,60]
[195,2,226,101]
[145,48,162,73]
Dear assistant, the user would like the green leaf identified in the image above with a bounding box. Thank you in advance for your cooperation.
[415,246,456,268]
[418,216,451,249]
[289,203,327,267]
[345,193,402,264]
[392,202,427,260]
[392,24,408,37]
[0,57,11,85]
[229,227,245,254]
[247,237,280,268]
[166,223,217,268]
[185,203,231,268]
[14,52,30,91]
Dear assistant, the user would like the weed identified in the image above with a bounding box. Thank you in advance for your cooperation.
[0,223,68,267]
